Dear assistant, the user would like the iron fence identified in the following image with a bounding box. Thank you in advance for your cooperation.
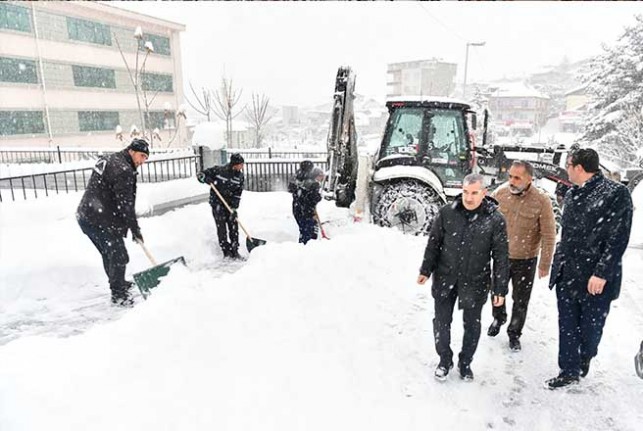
[0,146,193,164]
[0,155,327,202]
[0,155,199,202]
[244,160,328,192]
[234,148,327,160]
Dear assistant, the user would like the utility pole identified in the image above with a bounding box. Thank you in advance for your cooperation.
[463,41,486,99]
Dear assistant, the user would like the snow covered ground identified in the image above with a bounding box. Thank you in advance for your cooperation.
[1,182,642,430]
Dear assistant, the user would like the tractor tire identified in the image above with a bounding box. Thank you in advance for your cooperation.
[372,181,443,236]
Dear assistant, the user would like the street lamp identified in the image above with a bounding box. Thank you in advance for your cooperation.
[462,41,486,99]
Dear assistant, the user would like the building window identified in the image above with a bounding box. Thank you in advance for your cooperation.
[142,72,173,92]
[0,111,45,136]
[78,111,119,132]
[146,111,175,130]
[72,65,115,88]
[0,57,38,84]
[139,34,171,56]
[0,3,31,33]
[67,17,111,46]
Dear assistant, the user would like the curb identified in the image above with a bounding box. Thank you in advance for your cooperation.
[139,193,209,218]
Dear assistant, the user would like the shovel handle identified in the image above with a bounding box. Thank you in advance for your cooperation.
[137,240,158,266]
[314,208,329,239]
[209,183,254,240]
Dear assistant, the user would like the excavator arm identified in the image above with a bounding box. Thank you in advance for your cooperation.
[324,66,359,208]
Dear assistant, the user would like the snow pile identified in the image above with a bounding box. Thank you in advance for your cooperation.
[1,190,643,430]
[191,121,249,150]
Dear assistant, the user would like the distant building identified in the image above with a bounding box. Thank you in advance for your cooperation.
[0,1,186,148]
[387,59,457,98]
[282,105,300,125]
[564,85,589,112]
[488,82,550,128]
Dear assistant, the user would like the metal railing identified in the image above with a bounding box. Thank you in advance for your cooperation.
[244,160,328,192]
[0,155,199,202]
[234,148,327,160]
[0,155,328,202]
[0,146,192,164]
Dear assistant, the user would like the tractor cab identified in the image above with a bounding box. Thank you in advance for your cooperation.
[374,98,479,196]
[370,97,484,234]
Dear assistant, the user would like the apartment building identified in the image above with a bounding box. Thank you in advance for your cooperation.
[387,59,457,98]
[0,2,186,148]
[488,82,550,128]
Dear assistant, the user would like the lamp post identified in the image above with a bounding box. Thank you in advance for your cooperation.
[462,41,486,99]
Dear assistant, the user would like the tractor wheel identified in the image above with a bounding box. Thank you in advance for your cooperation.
[372,181,443,235]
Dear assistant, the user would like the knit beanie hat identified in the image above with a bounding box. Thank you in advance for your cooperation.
[230,153,245,165]
[128,139,150,155]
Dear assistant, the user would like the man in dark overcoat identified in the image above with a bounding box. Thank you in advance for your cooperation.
[546,148,633,389]
[418,173,509,382]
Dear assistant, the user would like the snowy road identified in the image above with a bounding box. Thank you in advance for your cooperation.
[1,186,642,430]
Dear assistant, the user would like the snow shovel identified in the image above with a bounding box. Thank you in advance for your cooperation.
[209,183,267,252]
[133,240,186,299]
[636,341,643,379]
[314,209,330,240]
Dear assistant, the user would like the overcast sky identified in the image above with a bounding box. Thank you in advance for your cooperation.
[110,1,642,107]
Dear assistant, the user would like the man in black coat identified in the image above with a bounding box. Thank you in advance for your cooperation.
[418,173,509,382]
[197,153,245,259]
[545,148,633,389]
[77,139,149,306]
[288,160,324,244]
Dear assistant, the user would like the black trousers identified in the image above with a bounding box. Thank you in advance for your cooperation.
[294,213,318,244]
[491,257,538,339]
[78,217,129,297]
[557,285,612,378]
[212,205,239,255]
[433,285,484,367]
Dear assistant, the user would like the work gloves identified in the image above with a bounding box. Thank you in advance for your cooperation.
[197,171,218,186]
[132,227,144,244]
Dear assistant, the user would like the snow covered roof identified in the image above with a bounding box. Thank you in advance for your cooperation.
[491,83,550,99]
[564,85,588,97]
[387,95,469,105]
[386,96,472,108]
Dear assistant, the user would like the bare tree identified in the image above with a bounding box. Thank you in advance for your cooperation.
[114,30,151,138]
[244,93,274,148]
[185,81,214,121]
[138,40,162,147]
[113,27,184,148]
[212,76,244,148]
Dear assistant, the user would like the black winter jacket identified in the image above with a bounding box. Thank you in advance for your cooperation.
[420,196,510,309]
[200,163,244,213]
[288,168,322,219]
[76,149,140,238]
[549,172,633,300]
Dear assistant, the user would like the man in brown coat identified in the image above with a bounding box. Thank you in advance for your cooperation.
[487,160,557,351]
